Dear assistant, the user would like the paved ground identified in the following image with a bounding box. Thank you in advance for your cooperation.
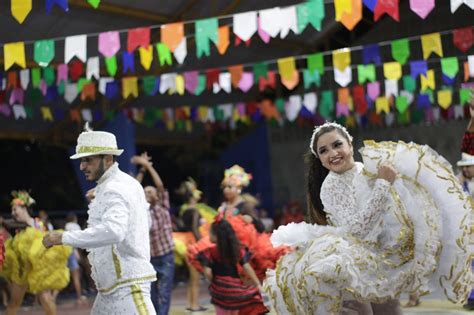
[11,282,473,314]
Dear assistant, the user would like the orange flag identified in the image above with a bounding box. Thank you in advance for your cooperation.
[161,22,184,52]
[229,64,244,87]
[341,0,362,31]
[217,26,230,55]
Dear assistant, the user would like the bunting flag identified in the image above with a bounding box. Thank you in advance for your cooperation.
[334,0,352,21]
[279,6,298,38]
[363,44,381,65]
[195,18,218,58]
[409,0,434,19]
[383,62,402,80]
[296,0,325,32]
[217,26,230,55]
[65,35,87,63]
[277,57,299,89]
[421,33,443,59]
[437,90,452,109]
[358,64,376,83]
[453,27,474,52]
[161,22,184,52]
[86,57,100,79]
[233,11,257,41]
[34,40,55,67]
[333,48,351,71]
[139,45,154,70]
[374,0,400,22]
[127,27,150,52]
[420,70,435,91]
[11,0,32,24]
[391,39,410,65]
[87,0,100,9]
[122,77,138,98]
[45,0,69,14]
[451,0,474,13]
[375,96,390,114]
[174,39,187,64]
[98,31,120,57]
[340,0,362,31]
[4,42,26,71]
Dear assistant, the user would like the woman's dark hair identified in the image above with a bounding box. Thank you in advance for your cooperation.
[211,220,240,265]
[305,125,352,225]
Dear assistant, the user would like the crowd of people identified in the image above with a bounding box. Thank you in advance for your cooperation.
[0,104,471,315]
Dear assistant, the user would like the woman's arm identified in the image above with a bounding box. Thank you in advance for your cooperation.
[203,266,213,282]
[242,263,262,290]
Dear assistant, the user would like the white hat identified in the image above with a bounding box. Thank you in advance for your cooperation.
[70,130,124,159]
[457,153,474,167]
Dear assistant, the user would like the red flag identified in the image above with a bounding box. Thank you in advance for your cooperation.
[69,60,84,81]
[205,68,220,90]
[127,27,150,53]
[352,85,368,115]
[374,0,399,22]
[7,72,18,90]
[453,27,474,53]
[259,71,277,91]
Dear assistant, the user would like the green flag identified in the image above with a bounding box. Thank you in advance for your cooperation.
[34,40,55,67]
[194,75,206,95]
[32,68,41,88]
[275,98,285,113]
[395,95,409,114]
[43,67,55,86]
[142,76,157,96]
[195,18,218,58]
[460,88,471,105]
[396,111,410,124]
[319,90,334,119]
[87,0,100,9]
[303,69,320,89]
[297,0,325,33]
[105,56,117,77]
[357,64,376,84]
[440,57,459,78]
[307,53,324,75]
[391,39,410,65]
[77,78,91,93]
[24,106,34,119]
[57,81,65,95]
[403,75,416,92]
[156,43,172,66]
[253,63,268,81]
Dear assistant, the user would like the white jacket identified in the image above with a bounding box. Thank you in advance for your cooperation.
[62,163,156,295]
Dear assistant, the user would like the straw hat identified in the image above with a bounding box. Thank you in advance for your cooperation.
[457,153,474,167]
[70,124,123,159]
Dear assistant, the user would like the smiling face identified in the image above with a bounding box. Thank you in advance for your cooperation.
[315,130,355,174]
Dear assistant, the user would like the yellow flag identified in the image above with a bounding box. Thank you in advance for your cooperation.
[4,42,26,71]
[383,62,402,80]
[437,90,452,109]
[41,107,54,121]
[122,77,138,98]
[166,121,174,131]
[198,106,208,122]
[334,0,352,21]
[139,45,153,70]
[333,49,351,71]
[420,70,435,91]
[421,33,443,60]
[185,121,193,133]
[11,0,32,24]
[375,97,390,114]
[176,74,185,95]
[277,57,296,81]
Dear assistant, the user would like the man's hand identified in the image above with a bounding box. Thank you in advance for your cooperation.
[43,232,63,248]
[85,188,96,203]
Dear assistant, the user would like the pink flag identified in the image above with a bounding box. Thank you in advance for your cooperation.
[257,17,271,44]
[367,81,380,101]
[409,0,434,19]
[57,64,68,83]
[238,72,254,92]
[99,31,121,57]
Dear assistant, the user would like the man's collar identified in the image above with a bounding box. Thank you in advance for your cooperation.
[97,162,119,184]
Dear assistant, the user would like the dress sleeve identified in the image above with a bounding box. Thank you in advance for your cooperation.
[321,174,391,239]
[62,191,130,249]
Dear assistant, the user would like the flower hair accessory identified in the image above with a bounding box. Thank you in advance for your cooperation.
[177,177,203,201]
[11,190,36,207]
[309,121,353,157]
[223,165,253,187]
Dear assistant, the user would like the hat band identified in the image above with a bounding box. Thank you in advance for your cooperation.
[77,145,118,154]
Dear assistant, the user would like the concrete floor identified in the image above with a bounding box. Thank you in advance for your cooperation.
[12,282,473,315]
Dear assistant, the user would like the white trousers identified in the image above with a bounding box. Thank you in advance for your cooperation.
[91,283,156,315]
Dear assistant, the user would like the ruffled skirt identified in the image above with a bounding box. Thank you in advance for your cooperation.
[263,141,472,314]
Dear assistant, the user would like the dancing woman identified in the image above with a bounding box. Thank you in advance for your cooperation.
[264,122,472,315]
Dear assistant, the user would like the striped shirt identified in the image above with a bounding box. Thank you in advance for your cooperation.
[149,191,174,257]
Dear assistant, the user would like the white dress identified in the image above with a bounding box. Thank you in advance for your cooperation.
[263,141,472,315]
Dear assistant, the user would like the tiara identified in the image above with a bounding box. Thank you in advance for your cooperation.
[309,122,353,156]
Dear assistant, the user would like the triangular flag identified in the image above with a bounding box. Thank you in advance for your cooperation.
[303,69,321,89]
[64,83,78,103]
[296,0,325,32]
[139,45,154,70]
[279,6,298,38]
[307,53,324,75]
[396,95,410,113]
[87,0,100,8]
[335,0,352,21]
[441,57,459,78]
[391,39,410,65]
[122,77,138,98]
[383,62,402,80]
[319,90,334,118]
[374,0,400,22]
[453,27,474,53]
[367,81,380,100]
[233,11,257,41]
[57,64,68,83]
[34,40,55,67]
[65,35,87,63]
[217,26,230,55]
[333,48,351,71]
[409,0,434,19]
[363,44,381,65]
[173,39,187,64]
[385,79,398,97]
[105,56,117,76]
[176,75,185,95]
[303,92,318,113]
[4,42,26,71]
[363,0,377,11]
[122,51,135,74]
[45,0,69,14]
[229,65,243,87]
[238,72,255,92]
[437,90,452,109]
[127,27,150,52]
[20,69,29,89]
[340,0,362,31]
[161,22,184,52]
[421,33,443,60]
[11,0,32,24]
[98,31,120,57]
[278,57,299,89]
[81,82,96,101]
[13,105,27,119]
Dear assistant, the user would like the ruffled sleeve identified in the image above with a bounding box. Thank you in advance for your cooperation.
[321,171,391,239]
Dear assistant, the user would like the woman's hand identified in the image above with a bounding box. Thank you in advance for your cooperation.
[377,164,397,184]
